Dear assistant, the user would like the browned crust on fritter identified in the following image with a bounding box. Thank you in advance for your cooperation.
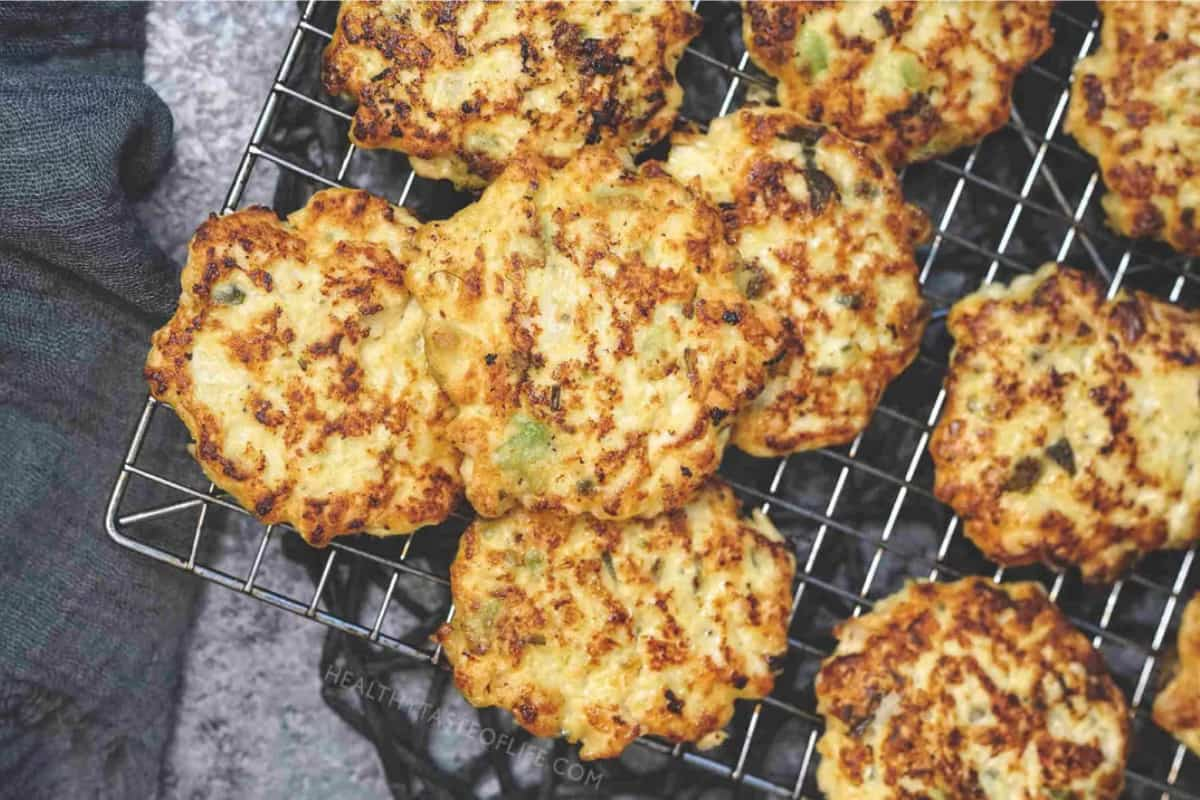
[408,147,779,520]
[1064,1,1200,255]
[145,189,462,546]
[743,1,1054,167]
[1154,594,1200,756]
[435,479,796,760]
[322,0,701,188]
[666,106,928,455]
[930,264,1200,582]
[815,578,1130,800]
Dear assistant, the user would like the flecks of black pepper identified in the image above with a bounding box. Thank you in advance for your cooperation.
[1001,456,1043,493]
[1045,438,1076,476]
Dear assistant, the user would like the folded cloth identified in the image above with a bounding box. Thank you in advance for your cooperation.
[0,3,197,798]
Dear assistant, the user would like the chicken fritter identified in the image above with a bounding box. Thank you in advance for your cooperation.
[145,189,462,546]
[407,146,779,520]
[1065,1,1200,254]
[1154,594,1200,757]
[666,106,928,456]
[931,263,1200,582]
[323,0,701,189]
[816,578,1130,800]
[436,479,795,760]
[743,1,1054,167]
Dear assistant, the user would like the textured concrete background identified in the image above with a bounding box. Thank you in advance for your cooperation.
[136,5,389,797]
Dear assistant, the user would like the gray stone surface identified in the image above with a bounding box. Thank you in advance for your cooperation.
[137,4,288,262]
[136,4,388,797]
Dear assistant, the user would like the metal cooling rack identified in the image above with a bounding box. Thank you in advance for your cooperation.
[106,2,1200,797]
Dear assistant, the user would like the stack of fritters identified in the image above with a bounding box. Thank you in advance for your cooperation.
[148,147,800,756]
[144,0,1200,774]
[406,144,798,754]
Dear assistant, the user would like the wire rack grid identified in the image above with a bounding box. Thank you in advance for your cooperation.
[106,2,1200,798]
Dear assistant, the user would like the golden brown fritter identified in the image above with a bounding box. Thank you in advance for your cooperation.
[435,479,795,760]
[930,264,1200,582]
[666,107,928,456]
[1154,594,1200,757]
[322,0,701,190]
[407,147,779,520]
[815,578,1130,800]
[743,1,1054,167]
[1064,1,1200,255]
[144,189,462,546]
